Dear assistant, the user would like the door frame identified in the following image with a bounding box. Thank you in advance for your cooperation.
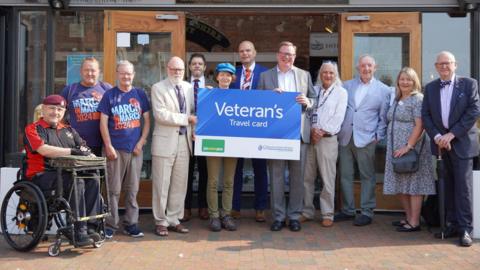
[339,12,422,81]
[103,10,185,84]
[338,12,422,211]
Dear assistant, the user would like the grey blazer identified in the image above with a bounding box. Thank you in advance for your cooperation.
[258,66,316,143]
[337,77,391,147]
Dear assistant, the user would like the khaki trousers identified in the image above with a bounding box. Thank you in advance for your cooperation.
[206,157,237,218]
[303,136,338,220]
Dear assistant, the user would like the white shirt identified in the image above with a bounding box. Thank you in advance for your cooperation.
[240,62,256,90]
[190,75,206,88]
[354,79,372,107]
[276,66,296,92]
[313,84,348,134]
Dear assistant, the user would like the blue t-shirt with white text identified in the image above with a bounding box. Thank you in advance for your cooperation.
[97,87,150,153]
[61,82,112,148]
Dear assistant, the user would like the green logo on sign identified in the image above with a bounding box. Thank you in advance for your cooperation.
[202,139,225,152]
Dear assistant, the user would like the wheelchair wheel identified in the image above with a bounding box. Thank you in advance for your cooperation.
[1,181,48,252]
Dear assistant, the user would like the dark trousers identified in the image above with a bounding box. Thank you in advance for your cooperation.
[442,150,473,233]
[185,151,208,209]
[32,171,100,234]
[232,158,268,211]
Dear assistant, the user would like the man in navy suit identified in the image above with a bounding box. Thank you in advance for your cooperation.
[422,51,480,247]
[230,41,269,222]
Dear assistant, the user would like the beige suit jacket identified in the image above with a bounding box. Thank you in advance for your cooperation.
[151,79,194,157]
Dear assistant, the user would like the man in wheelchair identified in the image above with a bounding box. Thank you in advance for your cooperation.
[23,94,101,246]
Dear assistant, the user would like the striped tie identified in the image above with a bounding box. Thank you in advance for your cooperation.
[242,68,252,90]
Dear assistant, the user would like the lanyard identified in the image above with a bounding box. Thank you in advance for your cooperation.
[316,86,335,109]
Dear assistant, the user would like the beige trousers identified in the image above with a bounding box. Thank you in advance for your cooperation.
[206,157,237,218]
[152,136,190,227]
[303,135,339,220]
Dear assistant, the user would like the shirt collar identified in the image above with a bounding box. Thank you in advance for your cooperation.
[190,75,205,83]
[243,62,256,72]
[38,118,66,129]
[276,65,294,74]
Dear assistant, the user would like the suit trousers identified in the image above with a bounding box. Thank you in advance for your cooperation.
[106,150,142,230]
[303,136,338,220]
[232,158,268,211]
[152,135,189,227]
[185,142,208,209]
[269,143,308,222]
[206,157,237,218]
[442,150,473,233]
[339,139,376,217]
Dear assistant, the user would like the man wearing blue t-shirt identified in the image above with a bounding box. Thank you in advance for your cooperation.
[98,60,151,239]
[61,56,112,156]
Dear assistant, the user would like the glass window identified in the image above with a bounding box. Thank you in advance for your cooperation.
[18,11,47,151]
[353,33,409,87]
[422,13,470,84]
[54,11,105,92]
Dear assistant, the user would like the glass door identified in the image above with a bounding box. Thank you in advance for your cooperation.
[103,11,185,208]
[339,12,421,211]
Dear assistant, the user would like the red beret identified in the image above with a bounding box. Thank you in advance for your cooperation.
[42,95,66,108]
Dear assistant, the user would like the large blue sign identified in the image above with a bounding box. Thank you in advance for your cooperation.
[196,88,301,139]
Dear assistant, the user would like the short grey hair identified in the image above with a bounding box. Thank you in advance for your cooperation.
[116,60,135,72]
[356,54,376,67]
[316,61,342,87]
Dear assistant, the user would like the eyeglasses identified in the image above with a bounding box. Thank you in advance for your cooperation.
[118,72,134,76]
[435,61,455,67]
[278,51,296,58]
[168,67,185,72]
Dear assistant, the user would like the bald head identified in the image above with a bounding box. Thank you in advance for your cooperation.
[167,56,186,84]
[238,40,257,68]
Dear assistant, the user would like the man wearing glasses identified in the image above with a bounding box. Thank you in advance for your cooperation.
[258,41,316,232]
[150,56,196,236]
[422,51,480,247]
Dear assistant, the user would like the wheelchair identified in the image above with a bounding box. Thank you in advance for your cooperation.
[0,155,110,256]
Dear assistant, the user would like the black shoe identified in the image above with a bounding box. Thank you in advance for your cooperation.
[270,221,286,231]
[75,233,94,247]
[87,228,102,242]
[396,222,421,232]
[353,215,372,226]
[459,231,473,247]
[434,226,458,239]
[391,220,407,227]
[334,212,355,222]
[288,220,301,232]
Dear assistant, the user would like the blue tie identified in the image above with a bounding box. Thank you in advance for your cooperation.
[440,80,451,88]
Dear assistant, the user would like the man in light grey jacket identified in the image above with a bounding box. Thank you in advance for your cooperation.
[336,54,391,226]
[258,41,316,232]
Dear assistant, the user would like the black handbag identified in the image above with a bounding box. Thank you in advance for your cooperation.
[390,101,425,174]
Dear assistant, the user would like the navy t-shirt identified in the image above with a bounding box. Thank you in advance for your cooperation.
[97,86,150,153]
[61,82,112,148]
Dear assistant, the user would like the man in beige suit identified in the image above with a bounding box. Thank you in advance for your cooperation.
[151,56,197,236]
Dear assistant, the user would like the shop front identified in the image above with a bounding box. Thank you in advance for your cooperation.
[1,0,479,210]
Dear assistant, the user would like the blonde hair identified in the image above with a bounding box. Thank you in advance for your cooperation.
[33,104,43,121]
[394,67,422,101]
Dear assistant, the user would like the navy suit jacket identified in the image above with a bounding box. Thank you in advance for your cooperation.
[231,63,268,90]
[421,76,480,158]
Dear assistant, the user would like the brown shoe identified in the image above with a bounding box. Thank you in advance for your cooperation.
[198,208,209,220]
[255,210,266,222]
[168,224,189,234]
[322,219,334,227]
[155,225,168,237]
[230,210,241,219]
[180,209,191,222]
[298,215,311,223]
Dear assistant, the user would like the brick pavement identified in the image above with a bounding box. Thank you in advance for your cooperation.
[1,211,479,270]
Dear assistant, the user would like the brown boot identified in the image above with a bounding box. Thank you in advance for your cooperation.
[198,208,209,220]
[255,210,266,222]
[230,210,241,219]
[180,209,191,222]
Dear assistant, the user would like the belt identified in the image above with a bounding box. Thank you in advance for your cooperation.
[323,133,332,137]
